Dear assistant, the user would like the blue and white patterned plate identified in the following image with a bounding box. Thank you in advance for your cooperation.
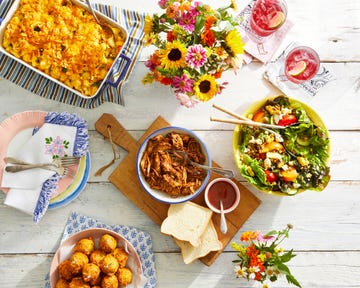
[48,151,91,210]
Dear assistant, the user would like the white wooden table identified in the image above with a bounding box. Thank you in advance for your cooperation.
[0,0,359,287]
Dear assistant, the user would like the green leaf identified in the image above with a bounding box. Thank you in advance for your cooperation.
[194,15,206,34]
[265,230,277,236]
[280,250,296,263]
[276,263,291,275]
[286,274,302,288]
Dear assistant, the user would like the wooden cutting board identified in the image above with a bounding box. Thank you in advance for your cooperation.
[95,113,261,266]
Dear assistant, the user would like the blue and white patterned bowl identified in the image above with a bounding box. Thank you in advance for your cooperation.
[136,126,211,204]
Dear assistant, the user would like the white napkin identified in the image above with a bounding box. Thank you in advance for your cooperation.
[263,42,336,102]
[3,123,76,216]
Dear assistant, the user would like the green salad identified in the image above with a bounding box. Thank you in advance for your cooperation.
[236,96,330,195]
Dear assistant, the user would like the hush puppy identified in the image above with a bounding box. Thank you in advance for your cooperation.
[100,254,119,275]
[112,247,129,268]
[101,274,118,288]
[116,267,133,286]
[73,237,95,256]
[90,249,107,266]
[82,263,101,285]
[99,234,117,253]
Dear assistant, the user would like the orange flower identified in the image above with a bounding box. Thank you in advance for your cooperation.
[167,31,176,42]
[241,231,259,242]
[166,4,179,19]
[201,29,215,46]
[205,16,217,29]
[153,70,165,82]
[212,70,223,79]
[160,77,173,85]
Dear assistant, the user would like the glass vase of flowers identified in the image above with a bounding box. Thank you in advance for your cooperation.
[142,0,245,108]
[232,224,301,288]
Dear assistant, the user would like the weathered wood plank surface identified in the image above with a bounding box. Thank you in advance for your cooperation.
[0,0,359,287]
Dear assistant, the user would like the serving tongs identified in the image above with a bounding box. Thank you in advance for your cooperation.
[211,104,285,140]
[210,104,300,157]
[167,150,235,178]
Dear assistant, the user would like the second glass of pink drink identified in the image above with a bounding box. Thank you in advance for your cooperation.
[284,46,320,83]
[250,0,287,38]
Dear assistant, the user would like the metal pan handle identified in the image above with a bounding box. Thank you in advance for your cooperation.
[105,53,131,88]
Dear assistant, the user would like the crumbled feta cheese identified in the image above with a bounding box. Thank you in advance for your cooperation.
[266,152,282,160]
[263,158,271,169]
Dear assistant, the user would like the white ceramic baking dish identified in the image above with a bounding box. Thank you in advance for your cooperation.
[0,0,130,99]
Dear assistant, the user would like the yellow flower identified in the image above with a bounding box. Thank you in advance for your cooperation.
[142,73,154,85]
[225,29,245,57]
[257,253,267,262]
[144,33,157,47]
[274,247,284,254]
[193,74,218,101]
[230,0,238,12]
[160,40,187,70]
[213,47,229,61]
[144,15,153,35]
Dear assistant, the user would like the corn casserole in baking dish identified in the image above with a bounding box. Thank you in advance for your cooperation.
[1,0,127,97]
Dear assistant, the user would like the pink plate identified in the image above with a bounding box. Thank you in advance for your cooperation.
[0,111,79,196]
[49,228,143,287]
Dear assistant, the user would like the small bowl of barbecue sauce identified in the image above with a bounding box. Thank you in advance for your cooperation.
[204,178,240,214]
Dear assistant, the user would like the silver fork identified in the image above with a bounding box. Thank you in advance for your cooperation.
[4,156,80,176]
[4,156,79,167]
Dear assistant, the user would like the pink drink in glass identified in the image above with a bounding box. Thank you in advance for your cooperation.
[284,46,320,84]
[250,0,287,37]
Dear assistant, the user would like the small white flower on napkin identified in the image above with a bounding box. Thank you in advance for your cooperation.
[2,123,76,217]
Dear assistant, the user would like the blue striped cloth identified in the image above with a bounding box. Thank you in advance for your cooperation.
[0,0,145,108]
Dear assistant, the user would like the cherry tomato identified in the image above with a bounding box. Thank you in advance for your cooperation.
[265,170,278,183]
[278,115,297,126]
[252,110,266,123]
[281,166,298,182]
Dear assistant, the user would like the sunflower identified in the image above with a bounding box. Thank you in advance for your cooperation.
[225,29,245,57]
[144,15,153,35]
[193,74,218,101]
[160,40,187,70]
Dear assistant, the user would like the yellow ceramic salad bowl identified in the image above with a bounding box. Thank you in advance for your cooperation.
[233,95,331,196]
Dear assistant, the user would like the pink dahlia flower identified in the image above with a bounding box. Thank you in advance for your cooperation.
[172,74,194,93]
[185,44,207,69]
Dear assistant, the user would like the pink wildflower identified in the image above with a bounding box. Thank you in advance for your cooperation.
[257,233,276,242]
[158,0,168,9]
[172,74,194,93]
[185,44,207,69]
[176,93,199,108]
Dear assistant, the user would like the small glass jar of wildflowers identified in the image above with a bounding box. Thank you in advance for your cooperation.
[142,0,245,108]
[232,224,301,288]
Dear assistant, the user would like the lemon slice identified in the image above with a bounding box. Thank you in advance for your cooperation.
[288,61,307,76]
[269,11,285,28]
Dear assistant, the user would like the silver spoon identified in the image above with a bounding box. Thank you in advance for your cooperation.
[85,0,115,41]
[220,200,228,234]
